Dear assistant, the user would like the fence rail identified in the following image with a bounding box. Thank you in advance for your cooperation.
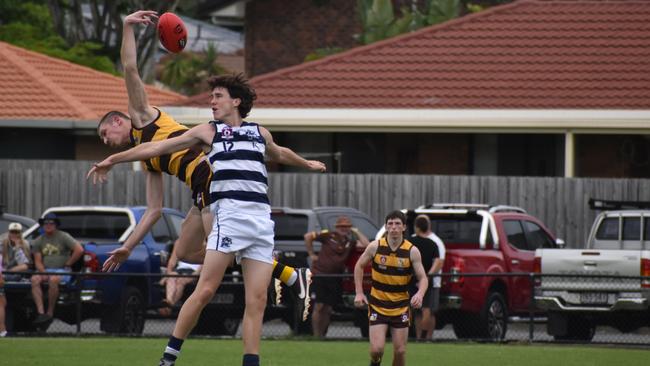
[3,270,650,345]
[4,159,650,248]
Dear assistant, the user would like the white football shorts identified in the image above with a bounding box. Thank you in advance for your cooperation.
[206,209,274,264]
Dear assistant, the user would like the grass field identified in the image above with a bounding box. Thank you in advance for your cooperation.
[1,337,649,365]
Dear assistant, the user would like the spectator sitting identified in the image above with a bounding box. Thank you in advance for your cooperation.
[1,222,31,337]
[159,242,201,316]
[2,222,31,277]
[30,213,83,328]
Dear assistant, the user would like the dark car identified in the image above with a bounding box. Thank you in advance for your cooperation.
[0,207,36,238]
[271,206,379,336]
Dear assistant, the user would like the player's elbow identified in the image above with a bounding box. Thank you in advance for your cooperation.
[122,61,138,74]
[147,207,163,221]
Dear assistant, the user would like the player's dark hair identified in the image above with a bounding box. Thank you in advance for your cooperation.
[97,111,130,134]
[208,73,257,118]
[414,215,430,232]
[385,210,407,225]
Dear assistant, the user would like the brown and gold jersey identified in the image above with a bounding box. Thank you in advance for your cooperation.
[369,238,413,316]
[130,108,211,191]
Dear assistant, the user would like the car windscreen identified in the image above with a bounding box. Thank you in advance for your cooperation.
[41,211,131,242]
[271,213,308,240]
[0,219,12,233]
[428,215,484,245]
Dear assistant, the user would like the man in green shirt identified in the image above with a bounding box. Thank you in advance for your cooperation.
[30,213,83,326]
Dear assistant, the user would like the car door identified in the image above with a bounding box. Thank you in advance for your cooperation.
[500,218,535,311]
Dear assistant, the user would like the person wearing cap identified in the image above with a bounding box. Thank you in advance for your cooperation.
[1,222,31,337]
[304,215,369,337]
[2,222,31,275]
[30,213,83,327]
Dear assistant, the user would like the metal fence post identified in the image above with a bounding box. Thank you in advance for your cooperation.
[528,272,535,343]
[75,272,83,336]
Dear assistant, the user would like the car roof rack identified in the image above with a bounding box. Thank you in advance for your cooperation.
[488,205,526,214]
[588,198,650,210]
[418,203,525,214]
[420,203,490,210]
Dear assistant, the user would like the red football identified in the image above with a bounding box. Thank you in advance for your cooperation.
[157,12,187,53]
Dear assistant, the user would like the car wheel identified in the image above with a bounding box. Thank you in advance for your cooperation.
[101,286,145,334]
[193,309,241,336]
[479,292,508,341]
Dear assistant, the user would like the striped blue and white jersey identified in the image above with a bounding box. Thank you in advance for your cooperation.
[206,120,270,214]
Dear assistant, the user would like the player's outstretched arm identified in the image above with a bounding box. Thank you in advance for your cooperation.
[103,171,163,272]
[122,10,159,128]
[260,127,326,172]
[87,124,213,184]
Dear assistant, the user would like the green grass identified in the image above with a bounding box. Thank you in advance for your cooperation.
[0,338,649,365]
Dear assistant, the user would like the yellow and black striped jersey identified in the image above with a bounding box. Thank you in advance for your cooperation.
[369,238,413,317]
[129,108,211,191]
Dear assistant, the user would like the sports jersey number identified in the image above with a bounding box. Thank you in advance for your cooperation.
[222,141,234,151]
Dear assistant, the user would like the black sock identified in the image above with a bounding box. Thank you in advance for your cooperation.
[243,353,260,366]
[163,336,184,361]
[370,356,381,366]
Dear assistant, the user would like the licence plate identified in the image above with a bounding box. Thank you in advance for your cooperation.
[212,293,235,304]
[580,292,608,304]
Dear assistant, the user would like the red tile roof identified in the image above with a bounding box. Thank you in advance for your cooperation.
[0,41,186,121]
[181,0,650,109]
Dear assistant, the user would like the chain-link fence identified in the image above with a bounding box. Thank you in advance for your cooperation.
[3,271,650,345]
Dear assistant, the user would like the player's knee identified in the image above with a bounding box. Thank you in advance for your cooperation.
[245,289,267,310]
[194,286,217,305]
[31,276,42,286]
[50,276,61,284]
[394,344,407,357]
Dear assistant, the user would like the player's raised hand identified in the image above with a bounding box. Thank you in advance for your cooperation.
[103,246,131,272]
[307,160,326,172]
[87,158,114,184]
[124,10,158,26]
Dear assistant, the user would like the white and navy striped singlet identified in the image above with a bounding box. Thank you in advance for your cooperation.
[206,120,270,214]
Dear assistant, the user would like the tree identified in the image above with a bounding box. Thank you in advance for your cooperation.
[356,0,511,45]
[0,1,116,74]
[159,42,226,95]
[44,0,185,82]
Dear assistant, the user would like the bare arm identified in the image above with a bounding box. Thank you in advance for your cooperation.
[304,232,318,263]
[167,242,180,273]
[260,127,326,172]
[33,252,45,273]
[353,240,378,307]
[8,263,28,272]
[351,227,370,249]
[429,257,443,275]
[102,171,163,272]
[410,247,429,308]
[65,242,84,269]
[87,124,213,184]
[121,10,159,127]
